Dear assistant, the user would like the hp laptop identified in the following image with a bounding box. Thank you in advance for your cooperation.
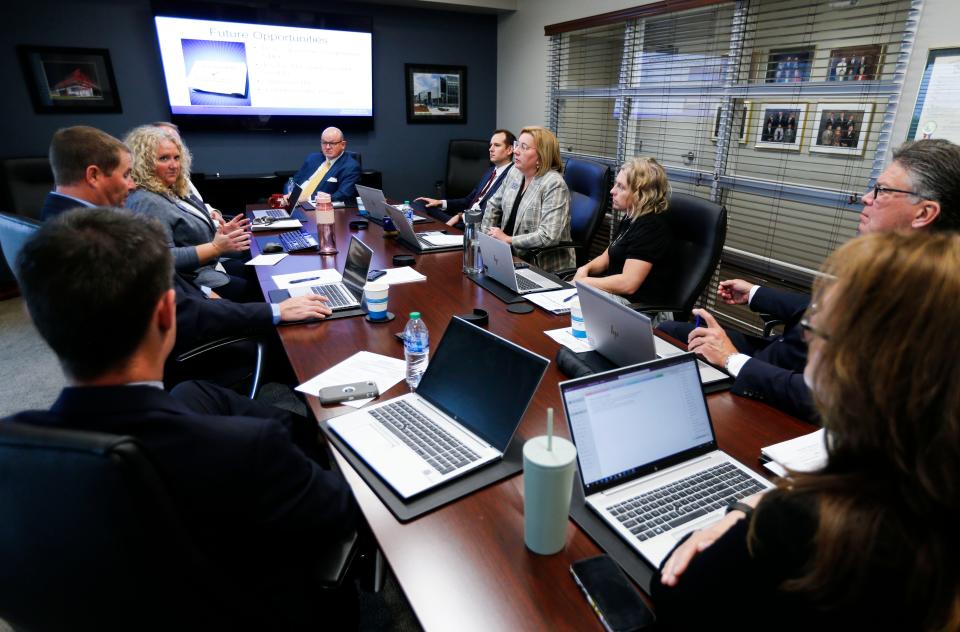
[355,184,429,224]
[385,204,464,254]
[478,232,562,294]
[251,183,307,230]
[561,353,773,569]
[268,236,373,311]
[329,316,550,499]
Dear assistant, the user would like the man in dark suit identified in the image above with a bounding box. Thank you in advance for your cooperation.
[40,126,135,221]
[660,138,960,421]
[7,207,360,629]
[415,129,516,226]
[289,126,361,203]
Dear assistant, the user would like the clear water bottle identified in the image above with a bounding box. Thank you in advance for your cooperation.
[403,312,429,391]
[356,196,367,216]
[462,208,483,274]
[283,177,295,195]
[403,200,414,224]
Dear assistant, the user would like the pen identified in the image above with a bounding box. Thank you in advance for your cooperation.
[695,314,702,328]
[289,276,321,284]
[563,292,578,302]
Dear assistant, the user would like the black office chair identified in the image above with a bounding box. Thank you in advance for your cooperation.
[0,157,53,220]
[445,139,491,200]
[627,192,727,322]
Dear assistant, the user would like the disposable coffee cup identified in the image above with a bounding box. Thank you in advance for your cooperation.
[523,435,577,555]
[364,282,389,320]
[570,298,587,339]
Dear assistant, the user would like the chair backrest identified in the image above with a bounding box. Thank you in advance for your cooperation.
[345,150,362,170]
[445,139,491,200]
[0,158,53,220]
[0,212,41,282]
[563,158,610,266]
[633,192,727,321]
[0,421,260,631]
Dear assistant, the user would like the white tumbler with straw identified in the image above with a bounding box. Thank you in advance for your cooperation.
[523,408,578,555]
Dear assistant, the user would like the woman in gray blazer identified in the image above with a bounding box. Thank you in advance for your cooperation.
[124,126,253,301]
[481,126,574,273]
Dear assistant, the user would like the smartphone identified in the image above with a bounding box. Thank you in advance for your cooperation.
[570,555,655,632]
[367,269,387,281]
[318,380,379,405]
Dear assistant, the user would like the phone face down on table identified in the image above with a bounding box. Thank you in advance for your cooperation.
[570,555,655,632]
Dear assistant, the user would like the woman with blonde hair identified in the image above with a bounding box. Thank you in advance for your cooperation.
[652,230,960,630]
[481,125,574,273]
[572,157,672,303]
[124,125,253,301]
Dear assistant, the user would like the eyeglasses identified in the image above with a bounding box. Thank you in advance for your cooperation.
[321,140,344,147]
[512,141,533,153]
[799,316,831,343]
[869,184,921,199]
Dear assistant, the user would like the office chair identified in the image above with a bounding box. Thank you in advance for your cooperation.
[629,192,727,322]
[0,211,42,285]
[169,335,267,399]
[445,139,491,200]
[530,157,609,271]
[0,157,53,220]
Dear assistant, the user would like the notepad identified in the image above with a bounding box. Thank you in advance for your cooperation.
[760,429,828,476]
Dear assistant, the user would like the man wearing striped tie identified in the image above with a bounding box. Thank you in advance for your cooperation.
[288,126,361,204]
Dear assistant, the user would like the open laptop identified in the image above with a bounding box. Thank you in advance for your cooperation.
[267,236,372,311]
[576,281,729,386]
[384,204,464,254]
[328,316,550,499]
[356,184,429,224]
[478,232,562,294]
[250,183,307,230]
[561,353,773,570]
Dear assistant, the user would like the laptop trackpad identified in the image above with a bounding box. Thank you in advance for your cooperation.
[354,423,399,450]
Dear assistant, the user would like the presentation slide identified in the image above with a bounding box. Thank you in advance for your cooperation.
[155,16,373,116]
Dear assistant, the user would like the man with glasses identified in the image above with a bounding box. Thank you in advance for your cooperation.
[659,138,960,421]
[289,126,360,204]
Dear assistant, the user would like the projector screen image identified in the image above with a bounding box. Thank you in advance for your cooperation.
[155,16,373,117]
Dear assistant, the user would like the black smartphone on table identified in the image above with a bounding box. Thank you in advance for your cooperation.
[570,555,656,631]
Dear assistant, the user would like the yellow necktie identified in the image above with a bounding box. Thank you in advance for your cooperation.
[299,161,330,202]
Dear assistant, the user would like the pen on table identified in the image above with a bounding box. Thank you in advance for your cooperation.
[289,276,321,284]
[563,292,578,302]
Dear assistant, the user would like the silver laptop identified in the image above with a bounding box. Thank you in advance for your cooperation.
[328,316,549,499]
[561,353,773,569]
[355,184,429,224]
[384,204,464,253]
[283,236,372,310]
[576,281,729,385]
[478,232,562,294]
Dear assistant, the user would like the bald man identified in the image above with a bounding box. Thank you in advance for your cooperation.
[290,126,361,203]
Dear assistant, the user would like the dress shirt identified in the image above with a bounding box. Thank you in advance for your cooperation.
[442,163,510,211]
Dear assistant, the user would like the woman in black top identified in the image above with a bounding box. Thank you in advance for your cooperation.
[572,157,672,303]
[652,231,960,630]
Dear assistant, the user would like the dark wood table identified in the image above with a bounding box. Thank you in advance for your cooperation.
[249,207,816,631]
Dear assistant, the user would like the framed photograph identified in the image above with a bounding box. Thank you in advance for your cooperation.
[809,103,873,156]
[907,48,960,143]
[18,45,121,113]
[711,101,751,143]
[827,45,883,82]
[763,47,815,84]
[405,64,466,124]
[755,103,807,151]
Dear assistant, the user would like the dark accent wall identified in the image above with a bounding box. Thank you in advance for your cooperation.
[0,0,498,203]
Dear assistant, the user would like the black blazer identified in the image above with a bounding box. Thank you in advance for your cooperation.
[172,273,274,354]
[39,192,91,221]
[446,164,512,214]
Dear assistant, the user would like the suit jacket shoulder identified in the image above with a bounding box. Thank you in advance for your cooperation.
[40,192,90,221]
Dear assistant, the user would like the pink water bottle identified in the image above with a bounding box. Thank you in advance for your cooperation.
[315,192,338,254]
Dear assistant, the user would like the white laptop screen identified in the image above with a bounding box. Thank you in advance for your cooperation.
[561,355,716,495]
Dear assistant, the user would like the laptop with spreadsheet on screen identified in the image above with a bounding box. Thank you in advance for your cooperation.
[561,353,772,569]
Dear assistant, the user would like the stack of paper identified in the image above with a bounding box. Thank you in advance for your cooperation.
[296,351,406,408]
[526,289,578,314]
[378,267,427,285]
[760,428,828,477]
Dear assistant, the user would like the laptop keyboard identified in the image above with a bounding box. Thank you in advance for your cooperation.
[264,209,288,219]
[310,284,357,308]
[279,229,319,252]
[610,463,766,541]
[516,274,546,292]
[370,400,480,474]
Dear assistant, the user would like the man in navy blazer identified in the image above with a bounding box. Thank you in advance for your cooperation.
[290,126,361,203]
[39,126,135,221]
[660,138,960,422]
[8,207,360,628]
[415,129,516,226]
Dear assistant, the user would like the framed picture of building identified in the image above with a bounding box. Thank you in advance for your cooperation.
[827,45,883,82]
[754,103,807,151]
[809,103,873,156]
[18,45,122,113]
[405,64,466,124]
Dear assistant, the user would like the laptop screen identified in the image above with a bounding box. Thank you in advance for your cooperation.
[561,354,716,495]
[417,317,549,452]
[286,183,303,212]
[341,237,372,290]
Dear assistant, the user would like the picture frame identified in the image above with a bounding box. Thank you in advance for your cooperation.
[827,45,883,82]
[18,45,122,113]
[712,102,751,143]
[762,47,815,84]
[754,103,807,151]
[808,103,873,156]
[405,64,466,124]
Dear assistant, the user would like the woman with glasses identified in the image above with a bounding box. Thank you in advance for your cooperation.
[651,230,960,630]
[572,157,673,308]
[125,125,255,302]
[481,126,574,273]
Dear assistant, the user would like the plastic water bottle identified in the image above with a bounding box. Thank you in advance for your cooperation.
[403,312,429,391]
[283,177,295,195]
[403,200,414,224]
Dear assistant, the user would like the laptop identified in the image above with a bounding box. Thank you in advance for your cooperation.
[478,232,562,294]
[355,184,430,224]
[328,316,550,499]
[561,353,773,569]
[576,281,730,386]
[267,236,372,311]
[384,204,464,254]
[251,183,306,230]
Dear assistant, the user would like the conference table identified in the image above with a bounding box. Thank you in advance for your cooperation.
[249,205,815,631]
